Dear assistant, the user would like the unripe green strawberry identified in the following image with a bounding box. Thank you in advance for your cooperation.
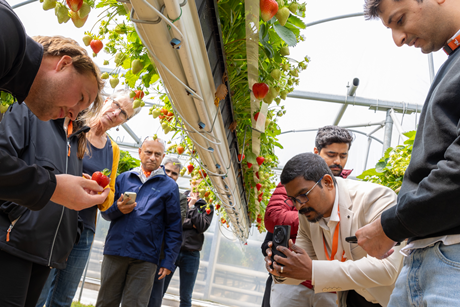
[288,2,298,14]
[152,109,161,118]
[103,60,109,65]
[287,79,293,85]
[55,3,70,23]
[276,7,290,26]
[131,59,144,75]
[140,101,145,107]
[275,97,281,105]
[0,104,9,114]
[114,24,127,34]
[161,122,169,129]
[114,52,126,66]
[78,2,91,19]
[101,72,109,79]
[164,126,172,134]
[129,91,136,98]
[43,0,56,11]
[290,68,298,77]
[280,90,287,100]
[280,46,290,56]
[109,77,119,88]
[133,99,141,109]
[270,69,281,80]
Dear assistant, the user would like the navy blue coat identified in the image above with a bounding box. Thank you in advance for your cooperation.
[101,166,182,272]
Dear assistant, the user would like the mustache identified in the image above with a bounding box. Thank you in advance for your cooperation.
[299,207,316,215]
[329,164,343,170]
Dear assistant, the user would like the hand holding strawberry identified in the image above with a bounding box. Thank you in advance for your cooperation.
[92,169,111,188]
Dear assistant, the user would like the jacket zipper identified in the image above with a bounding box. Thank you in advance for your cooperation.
[6,216,22,242]
[47,121,70,267]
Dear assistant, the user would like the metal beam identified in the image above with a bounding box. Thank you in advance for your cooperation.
[382,110,393,154]
[306,12,364,27]
[121,123,141,145]
[12,0,37,9]
[281,127,383,144]
[288,90,422,114]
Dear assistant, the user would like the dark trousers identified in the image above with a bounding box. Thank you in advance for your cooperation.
[163,250,200,307]
[0,249,51,307]
[261,274,272,307]
[346,290,382,307]
[147,270,165,307]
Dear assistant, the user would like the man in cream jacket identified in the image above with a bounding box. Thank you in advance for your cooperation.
[265,153,404,307]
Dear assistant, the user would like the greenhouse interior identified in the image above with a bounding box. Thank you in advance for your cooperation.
[0,0,452,306]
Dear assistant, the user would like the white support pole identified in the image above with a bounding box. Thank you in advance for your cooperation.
[202,221,222,300]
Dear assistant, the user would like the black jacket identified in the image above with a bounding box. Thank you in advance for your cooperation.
[0,0,56,211]
[0,103,85,269]
[382,46,460,242]
[181,194,213,252]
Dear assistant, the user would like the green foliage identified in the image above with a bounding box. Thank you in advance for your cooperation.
[0,91,16,114]
[71,302,94,307]
[357,131,416,192]
[117,150,140,176]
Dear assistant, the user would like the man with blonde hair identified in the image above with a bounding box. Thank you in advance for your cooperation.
[0,0,109,212]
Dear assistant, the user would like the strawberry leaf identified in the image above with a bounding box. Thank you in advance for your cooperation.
[273,24,297,47]
[287,14,306,29]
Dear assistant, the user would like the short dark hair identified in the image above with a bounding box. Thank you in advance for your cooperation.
[280,153,336,187]
[364,0,422,20]
[315,125,353,153]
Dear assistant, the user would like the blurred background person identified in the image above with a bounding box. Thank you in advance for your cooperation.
[36,89,141,307]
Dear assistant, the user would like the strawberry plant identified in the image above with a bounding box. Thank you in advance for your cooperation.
[357,131,416,193]
[46,0,310,234]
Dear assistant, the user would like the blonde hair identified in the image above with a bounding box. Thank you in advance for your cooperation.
[32,35,105,117]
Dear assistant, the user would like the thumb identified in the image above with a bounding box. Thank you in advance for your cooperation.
[80,177,103,191]
[288,239,304,254]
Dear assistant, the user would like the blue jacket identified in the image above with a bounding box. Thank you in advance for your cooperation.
[101,166,182,271]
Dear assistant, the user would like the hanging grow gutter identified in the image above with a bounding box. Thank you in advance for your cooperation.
[118,0,249,241]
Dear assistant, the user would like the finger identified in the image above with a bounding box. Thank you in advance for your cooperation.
[268,241,272,247]
[82,173,91,179]
[287,240,304,254]
[273,254,288,266]
[277,245,291,256]
[87,189,109,204]
[266,247,272,257]
[80,177,104,192]
[272,261,282,275]
[379,248,394,260]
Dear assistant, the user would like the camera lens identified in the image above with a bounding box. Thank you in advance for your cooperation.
[274,227,286,244]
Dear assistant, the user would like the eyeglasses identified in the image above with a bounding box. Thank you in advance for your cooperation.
[111,100,129,121]
[165,168,179,177]
[284,175,325,207]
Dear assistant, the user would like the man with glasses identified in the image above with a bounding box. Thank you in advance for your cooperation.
[264,153,404,307]
[264,125,353,307]
[96,137,182,307]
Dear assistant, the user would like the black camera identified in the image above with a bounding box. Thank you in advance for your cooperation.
[270,225,291,270]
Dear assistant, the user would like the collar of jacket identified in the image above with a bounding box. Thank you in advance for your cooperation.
[131,165,166,180]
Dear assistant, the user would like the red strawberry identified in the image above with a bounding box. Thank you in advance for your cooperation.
[254,112,260,122]
[252,83,269,99]
[134,90,144,99]
[238,154,245,161]
[257,215,262,223]
[206,208,211,215]
[256,156,265,166]
[260,0,278,22]
[187,164,194,173]
[159,115,165,120]
[92,168,111,188]
[66,0,82,12]
[255,171,259,179]
[204,191,210,197]
[258,192,263,202]
[177,146,185,155]
[199,170,207,179]
[221,218,226,224]
[161,108,168,115]
[247,162,253,168]
[215,204,221,210]
[244,242,248,245]
[90,40,103,54]
[256,183,262,191]
[208,198,213,204]
[167,111,174,117]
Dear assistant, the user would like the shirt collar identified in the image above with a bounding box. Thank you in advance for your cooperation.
[329,186,340,222]
[448,29,460,44]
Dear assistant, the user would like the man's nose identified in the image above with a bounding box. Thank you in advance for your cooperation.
[392,29,406,47]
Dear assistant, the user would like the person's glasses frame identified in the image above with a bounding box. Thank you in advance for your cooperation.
[284,175,325,207]
[111,99,129,121]
[165,168,179,177]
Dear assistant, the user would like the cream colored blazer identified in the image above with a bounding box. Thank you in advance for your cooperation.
[280,178,404,307]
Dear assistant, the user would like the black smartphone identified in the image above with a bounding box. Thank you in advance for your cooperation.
[270,225,291,269]
[345,235,401,246]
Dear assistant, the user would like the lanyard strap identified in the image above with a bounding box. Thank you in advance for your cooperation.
[322,208,346,262]
[67,121,73,157]
[444,33,460,55]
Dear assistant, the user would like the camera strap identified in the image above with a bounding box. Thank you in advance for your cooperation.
[322,209,346,262]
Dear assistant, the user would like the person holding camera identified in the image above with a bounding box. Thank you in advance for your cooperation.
[263,125,353,307]
[265,153,404,307]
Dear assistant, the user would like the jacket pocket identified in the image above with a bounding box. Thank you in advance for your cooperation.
[0,201,28,223]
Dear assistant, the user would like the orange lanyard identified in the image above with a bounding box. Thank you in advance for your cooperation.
[67,121,73,157]
[322,209,346,262]
[444,33,460,55]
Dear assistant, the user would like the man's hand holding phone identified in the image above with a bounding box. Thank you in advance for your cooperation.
[117,192,137,214]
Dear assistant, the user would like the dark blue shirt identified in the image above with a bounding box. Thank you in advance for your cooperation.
[79,136,113,232]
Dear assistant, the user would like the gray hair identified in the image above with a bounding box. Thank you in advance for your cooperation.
[109,89,142,120]
[142,136,166,152]
[163,156,182,171]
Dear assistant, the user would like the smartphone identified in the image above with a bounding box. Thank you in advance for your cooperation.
[123,192,137,204]
[345,235,401,246]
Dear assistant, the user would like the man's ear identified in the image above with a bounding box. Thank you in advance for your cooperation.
[313,147,319,155]
[323,174,334,190]
[55,55,73,72]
